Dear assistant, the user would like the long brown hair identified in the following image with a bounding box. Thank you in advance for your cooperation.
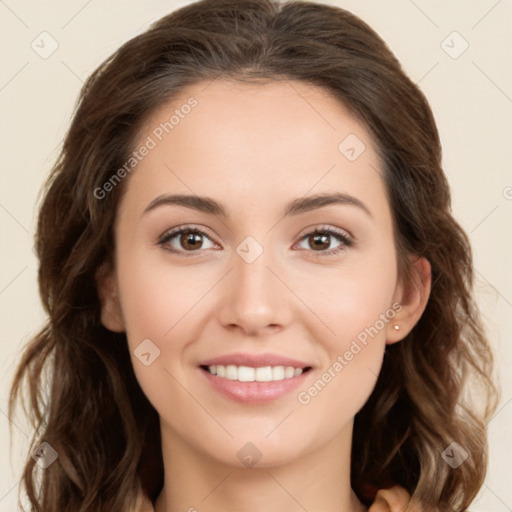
[9,0,499,510]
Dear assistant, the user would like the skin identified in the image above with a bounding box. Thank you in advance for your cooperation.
[96,78,431,512]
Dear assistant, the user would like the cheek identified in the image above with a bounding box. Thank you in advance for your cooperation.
[116,251,204,345]
[291,245,397,405]
[290,245,398,348]
[114,253,206,414]
[292,264,396,435]
[113,250,197,389]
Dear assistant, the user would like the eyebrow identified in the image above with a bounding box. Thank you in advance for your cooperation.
[143,192,372,218]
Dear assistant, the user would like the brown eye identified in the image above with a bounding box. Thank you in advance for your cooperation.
[179,231,204,251]
[296,227,353,256]
[158,226,216,255]
[308,233,331,251]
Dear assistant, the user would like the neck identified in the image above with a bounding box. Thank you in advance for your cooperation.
[154,420,366,512]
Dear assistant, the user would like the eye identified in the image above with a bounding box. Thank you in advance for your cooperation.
[158,226,217,255]
[157,224,353,258]
[294,226,353,256]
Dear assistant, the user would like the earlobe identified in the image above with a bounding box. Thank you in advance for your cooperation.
[94,262,125,333]
[386,256,431,344]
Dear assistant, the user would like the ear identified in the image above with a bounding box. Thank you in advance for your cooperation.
[95,260,125,333]
[386,255,431,344]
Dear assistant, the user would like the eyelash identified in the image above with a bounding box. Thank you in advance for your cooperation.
[157,224,354,258]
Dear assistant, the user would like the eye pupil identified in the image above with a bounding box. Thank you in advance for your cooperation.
[182,232,202,250]
[310,233,330,250]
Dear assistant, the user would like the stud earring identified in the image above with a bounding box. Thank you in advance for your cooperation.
[393,324,400,330]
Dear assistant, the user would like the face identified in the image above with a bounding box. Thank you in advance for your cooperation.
[97,78,428,469]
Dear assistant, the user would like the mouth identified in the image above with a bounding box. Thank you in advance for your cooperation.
[200,364,313,382]
[198,364,313,404]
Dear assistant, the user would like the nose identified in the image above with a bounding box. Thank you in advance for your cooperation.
[217,245,293,336]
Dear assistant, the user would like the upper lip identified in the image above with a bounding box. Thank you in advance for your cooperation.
[199,352,312,369]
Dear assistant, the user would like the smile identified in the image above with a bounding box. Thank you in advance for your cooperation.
[202,364,310,382]
[199,364,313,404]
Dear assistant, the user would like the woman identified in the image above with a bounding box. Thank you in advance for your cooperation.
[9,0,498,511]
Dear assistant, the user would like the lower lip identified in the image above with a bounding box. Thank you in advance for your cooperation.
[199,367,311,404]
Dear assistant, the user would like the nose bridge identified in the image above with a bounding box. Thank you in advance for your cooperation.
[235,234,278,305]
[220,233,289,332]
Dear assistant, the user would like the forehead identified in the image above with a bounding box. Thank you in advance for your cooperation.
[120,78,389,222]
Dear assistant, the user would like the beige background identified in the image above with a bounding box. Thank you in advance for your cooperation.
[1,0,511,510]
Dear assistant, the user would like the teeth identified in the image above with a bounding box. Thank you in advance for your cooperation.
[256,366,273,381]
[272,366,285,380]
[205,365,304,382]
[225,365,238,380]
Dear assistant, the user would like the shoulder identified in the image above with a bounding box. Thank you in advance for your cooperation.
[368,485,423,512]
